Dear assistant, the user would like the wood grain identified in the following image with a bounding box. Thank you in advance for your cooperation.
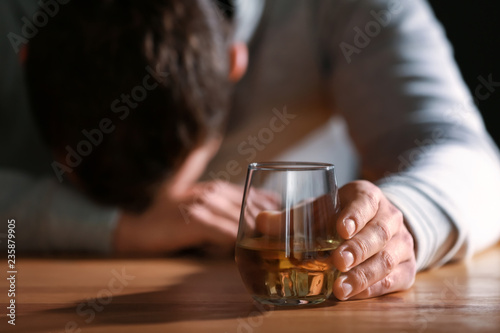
[1,244,499,333]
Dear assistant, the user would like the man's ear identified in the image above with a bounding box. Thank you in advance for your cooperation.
[229,42,248,82]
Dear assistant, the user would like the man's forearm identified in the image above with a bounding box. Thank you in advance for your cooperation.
[0,171,118,253]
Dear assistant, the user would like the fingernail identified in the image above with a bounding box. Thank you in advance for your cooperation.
[342,279,353,298]
[343,218,356,238]
[341,250,354,269]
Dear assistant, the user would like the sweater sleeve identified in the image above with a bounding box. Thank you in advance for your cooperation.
[0,171,119,254]
[322,0,500,270]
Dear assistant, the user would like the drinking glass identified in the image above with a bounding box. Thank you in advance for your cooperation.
[235,162,342,306]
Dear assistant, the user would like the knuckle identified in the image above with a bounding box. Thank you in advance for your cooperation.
[206,181,218,192]
[362,286,374,299]
[348,210,364,227]
[374,221,392,244]
[351,180,380,206]
[362,190,380,213]
[350,237,370,260]
[381,275,394,290]
[210,180,226,192]
[403,230,415,250]
[200,193,214,204]
[347,192,379,225]
[389,204,403,220]
[195,193,206,205]
[380,250,397,272]
[353,180,376,190]
[355,268,370,290]
[213,180,226,192]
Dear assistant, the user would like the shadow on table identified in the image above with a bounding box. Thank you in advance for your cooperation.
[1,260,338,333]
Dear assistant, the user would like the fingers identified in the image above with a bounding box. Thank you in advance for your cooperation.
[181,181,244,247]
[189,181,243,223]
[189,204,239,245]
[330,180,417,300]
[190,181,243,204]
[198,188,242,225]
[255,210,282,236]
[247,188,281,210]
[245,188,281,223]
[205,181,244,205]
[348,260,416,300]
[333,198,403,272]
[186,180,282,246]
[332,180,416,300]
[337,181,383,240]
[333,230,416,300]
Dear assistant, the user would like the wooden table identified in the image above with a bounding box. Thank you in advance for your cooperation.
[1,244,499,333]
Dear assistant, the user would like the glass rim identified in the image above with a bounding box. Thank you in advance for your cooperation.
[248,162,335,171]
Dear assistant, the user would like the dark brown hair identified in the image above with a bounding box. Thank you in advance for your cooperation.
[26,0,234,212]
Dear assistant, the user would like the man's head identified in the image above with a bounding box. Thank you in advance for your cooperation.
[25,0,248,212]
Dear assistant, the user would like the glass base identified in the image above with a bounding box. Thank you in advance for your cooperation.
[252,295,328,306]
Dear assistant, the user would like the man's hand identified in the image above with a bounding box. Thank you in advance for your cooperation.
[114,181,243,256]
[332,180,416,300]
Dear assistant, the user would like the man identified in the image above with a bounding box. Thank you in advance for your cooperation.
[1,0,500,302]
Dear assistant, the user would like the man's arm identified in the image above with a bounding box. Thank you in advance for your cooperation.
[0,170,118,253]
[324,0,500,272]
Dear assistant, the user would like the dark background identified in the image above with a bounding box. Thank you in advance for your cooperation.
[428,1,500,147]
